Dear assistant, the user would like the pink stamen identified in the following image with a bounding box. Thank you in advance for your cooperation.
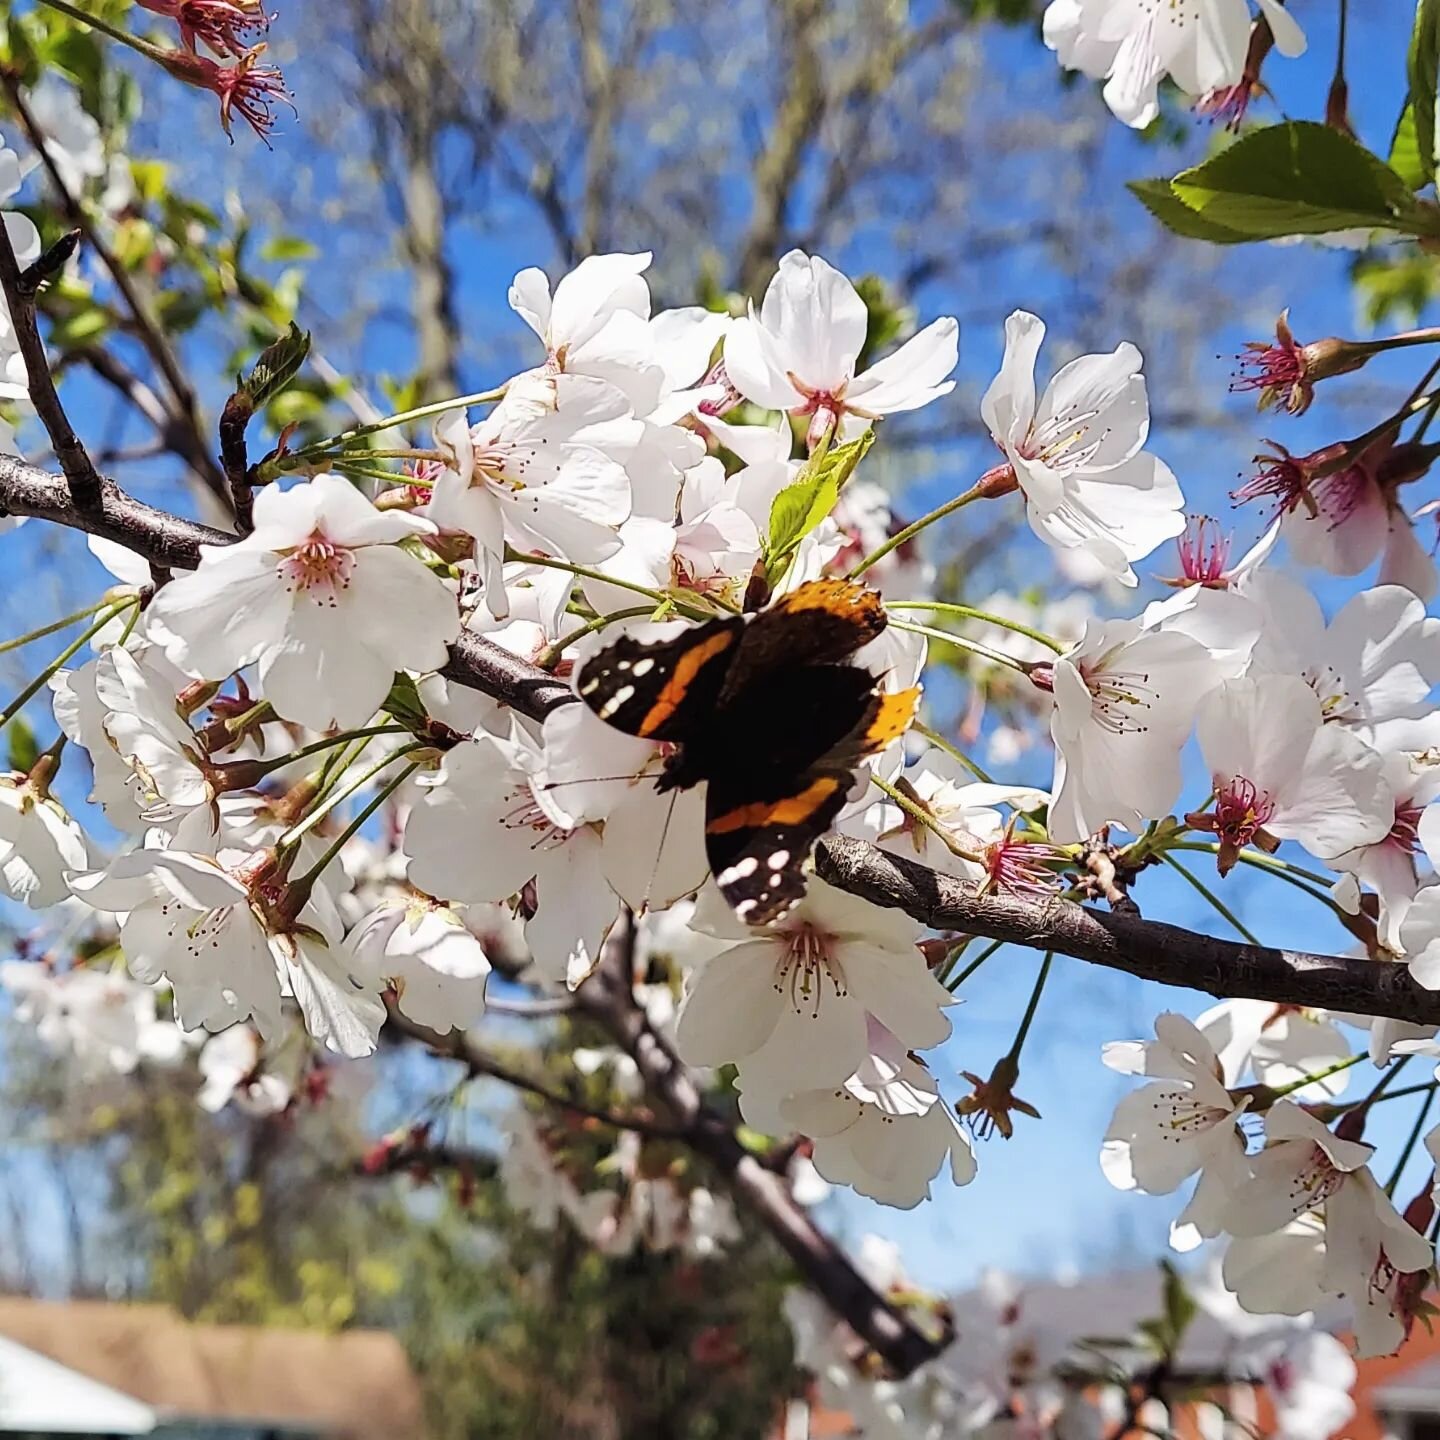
[277,533,355,606]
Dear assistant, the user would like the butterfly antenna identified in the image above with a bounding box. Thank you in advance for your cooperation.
[640,790,680,915]
[541,772,648,791]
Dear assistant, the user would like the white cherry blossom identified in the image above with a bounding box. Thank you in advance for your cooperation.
[981,310,1185,585]
[345,895,491,1032]
[148,474,459,730]
[1193,675,1390,873]
[1044,0,1305,129]
[675,879,952,1095]
[0,770,87,908]
[724,249,958,446]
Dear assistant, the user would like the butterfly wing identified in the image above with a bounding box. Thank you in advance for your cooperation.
[577,617,744,742]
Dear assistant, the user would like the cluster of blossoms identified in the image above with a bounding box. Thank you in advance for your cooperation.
[5,225,1440,1407]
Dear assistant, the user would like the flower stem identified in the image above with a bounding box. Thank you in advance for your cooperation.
[912,720,994,784]
[0,598,138,733]
[1386,1083,1438,1196]
[869,774,983,863]
[1159,852,1261,945]
[1166,840,1334,889]
[847,483,984,580]
[35,0,172,61]
[1007,951,1053,1062]
[946,937,1005,991]
[536,606,655,670]
[887,617,1033,675]
[278,387,509,465]
[886,600,1065,655]
[292,761,422,891]
[504,547,733,621]
[1269,1051,1365,1099]
[278,741,425,849]
[0,599,116,657]
[252,725,414,777]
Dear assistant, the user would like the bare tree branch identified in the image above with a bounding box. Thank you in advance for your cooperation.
[0,233,103,509]
[1,75,229,505]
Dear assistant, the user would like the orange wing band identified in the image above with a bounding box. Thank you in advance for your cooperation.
[637,629,737,737]
[705,776,844,835]
[860,685,921,755]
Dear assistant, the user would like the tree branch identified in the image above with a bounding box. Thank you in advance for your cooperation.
[0,228,103,509]
[0,452,1434,1033]
[1,73,229,505]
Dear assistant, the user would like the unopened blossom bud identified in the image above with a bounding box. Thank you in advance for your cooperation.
[957,1054,1040,1140]
[1376,439,1440,491]
[1403,1188,1435,1236]
[158,43,294,144]
[975,459,1020,500]
[1231,314,1369,417]
[695,359,742,418]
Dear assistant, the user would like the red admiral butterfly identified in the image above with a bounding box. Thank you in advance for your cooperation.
[577,578,920,925]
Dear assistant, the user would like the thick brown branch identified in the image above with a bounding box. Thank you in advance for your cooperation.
[572,929,951,1376]
[814,835,1440,1026]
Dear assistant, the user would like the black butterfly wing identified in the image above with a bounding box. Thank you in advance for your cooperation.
[720,579,886,703]
[576,617,745,742]
[702,667,921,925]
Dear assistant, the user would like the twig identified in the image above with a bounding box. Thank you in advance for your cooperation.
[0,222,102,508]
[1,73,229,504]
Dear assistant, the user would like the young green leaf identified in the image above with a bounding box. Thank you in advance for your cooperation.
[765,428,875,575]
[1408,0,1440,188]
[1128,178,1254,243]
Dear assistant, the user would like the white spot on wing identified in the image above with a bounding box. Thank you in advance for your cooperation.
[598,684,635,718]
[767,850,789,870]
[631,658,655,677]
[717,856,760,886]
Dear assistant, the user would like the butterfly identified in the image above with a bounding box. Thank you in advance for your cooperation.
[576,578,920,925]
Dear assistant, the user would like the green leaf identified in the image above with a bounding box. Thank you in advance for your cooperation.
[239,323,312,408]
[7,716,37,776]
[1409,0,1440,186]
[1160,1261,1197,1356]
[260,235,319,264]
[1391,102,1427,191]
[1168,122,1435,240]
[1128,178,1254,243]
[49,307,110,347]
[765,428,875,572]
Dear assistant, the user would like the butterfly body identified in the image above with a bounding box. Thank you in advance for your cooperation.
[577,579,918,924]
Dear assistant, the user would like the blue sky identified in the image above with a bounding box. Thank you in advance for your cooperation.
[1,0,1437,1298]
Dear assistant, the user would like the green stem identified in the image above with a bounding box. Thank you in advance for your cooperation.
[869,774,982,863]
[912,720,994,784]
[887,617,1033,675]
[1160,853,1261,946]
[0,599,116,657]
[0,598,138,732]
[279,742,424,849]
[252,725,414,777]
[1386,1084,1438,1197]
[1167,841,1334,889]
[276,447,443,473]
[847,483,984,579]
[536,607,655,670]
[1007,951,1053,1061]
[886,600,1064,655]
[292,761,422,891]
[283,387,509,461]
[35,0,171,60]
[505,547,731,621]
[1269,1052,1365,1099]
[947,937,1005,991]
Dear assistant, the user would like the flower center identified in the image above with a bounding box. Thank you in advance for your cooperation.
[1213,776,1275,851]
[1388,801,1425,854]
[499,785,569,853]
[1156,1092,1229,1140]
[277,532,356,606]
[1017,404,1106,472]
[1080,662,1156,735]
[1290,1143,1344,1208]
[775,923,847,1018]
[472,438,529,492]
[1175,516,1232,585]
